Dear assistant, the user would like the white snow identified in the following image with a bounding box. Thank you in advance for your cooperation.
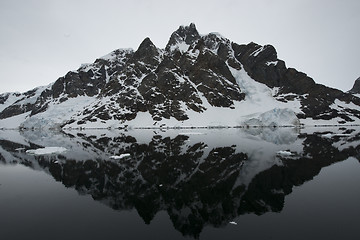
[21,96,98,129]
[277,150,293,156]
[243,108,300,127]
[0,93,18,112]
[331,99,360,111]
[110,153,131,159]
[0,86,47,113]
[26,147,67,155]
[99,48,133,61]
[301,117,351,126]
[170,41,190,53]
[0,129,29,146]
[0,112,30,129]
[251,46,265,57]
[322,133,351,139]
[100,52,117,61]
[266,61,278,66]
[79,63,92,72]
[208,32,226,39]
[178,132,206,135]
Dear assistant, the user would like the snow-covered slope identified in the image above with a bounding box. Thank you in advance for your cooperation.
[1,23,360,129]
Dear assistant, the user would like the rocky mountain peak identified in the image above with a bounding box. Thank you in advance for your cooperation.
[165,23,201,53]
[1,24,360,129]
[133,37,160,65]
[348,77,360,94]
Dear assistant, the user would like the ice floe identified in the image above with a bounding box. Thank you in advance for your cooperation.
[26,147,67,155]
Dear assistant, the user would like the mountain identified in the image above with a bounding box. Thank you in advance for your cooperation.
[1,23,360,129]
[348,77,360,94]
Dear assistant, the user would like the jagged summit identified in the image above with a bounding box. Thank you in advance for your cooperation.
[348,77,360,94]
[1,24,360,129]
[133,37,161,65]
[165,23,201,53]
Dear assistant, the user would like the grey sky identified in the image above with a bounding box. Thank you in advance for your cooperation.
[0,0,359,93]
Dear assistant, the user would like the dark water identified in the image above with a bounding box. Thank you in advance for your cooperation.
[0,127,359,240]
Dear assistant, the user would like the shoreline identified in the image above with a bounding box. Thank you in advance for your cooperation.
[1,123,360,131]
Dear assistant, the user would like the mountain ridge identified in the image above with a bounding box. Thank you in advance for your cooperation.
[348,77,360,94]
[1,23,360,129]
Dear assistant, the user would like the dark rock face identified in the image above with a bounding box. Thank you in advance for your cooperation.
[0,103,34,119]
[0,89,40,119]
[231,41,317,95]
[165,23,201,52]
[0,93,10,105]
[1,23,360,126]
[349,77,360,94]
[74,24,248,123]
[133,37,161,66]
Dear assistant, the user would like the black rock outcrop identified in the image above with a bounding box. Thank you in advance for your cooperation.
[349,77,360,94]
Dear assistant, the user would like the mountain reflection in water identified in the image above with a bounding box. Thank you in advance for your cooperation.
[0,127,359,239]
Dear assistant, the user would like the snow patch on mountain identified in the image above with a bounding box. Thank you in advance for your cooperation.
[21,96,97,129]
[301,117,349,126]
[251,45,265,57]
[0,112,29,129]
[99,48,133,61]
[229,66,302,113]
[0,93,20,112]
[331,99,360,111]
[0,86,47,113]
[170,42,190,53]
[266,61,278,66]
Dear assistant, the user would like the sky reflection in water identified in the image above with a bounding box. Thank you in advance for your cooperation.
[0,127,359,240]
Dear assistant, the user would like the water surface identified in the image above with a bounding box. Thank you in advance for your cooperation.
[0,127,359,239]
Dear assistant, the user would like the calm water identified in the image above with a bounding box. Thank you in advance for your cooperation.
[0,127,359,240]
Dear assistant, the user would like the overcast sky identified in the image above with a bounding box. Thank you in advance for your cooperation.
[1,0,359,93]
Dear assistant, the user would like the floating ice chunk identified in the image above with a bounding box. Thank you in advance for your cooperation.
[26,147,67,155]
[277,150,293,156]
[322,133,333,138]
[322,133,350,138]
[110,153,131,160]
[243,108,300,127]
[178,132,205,135]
